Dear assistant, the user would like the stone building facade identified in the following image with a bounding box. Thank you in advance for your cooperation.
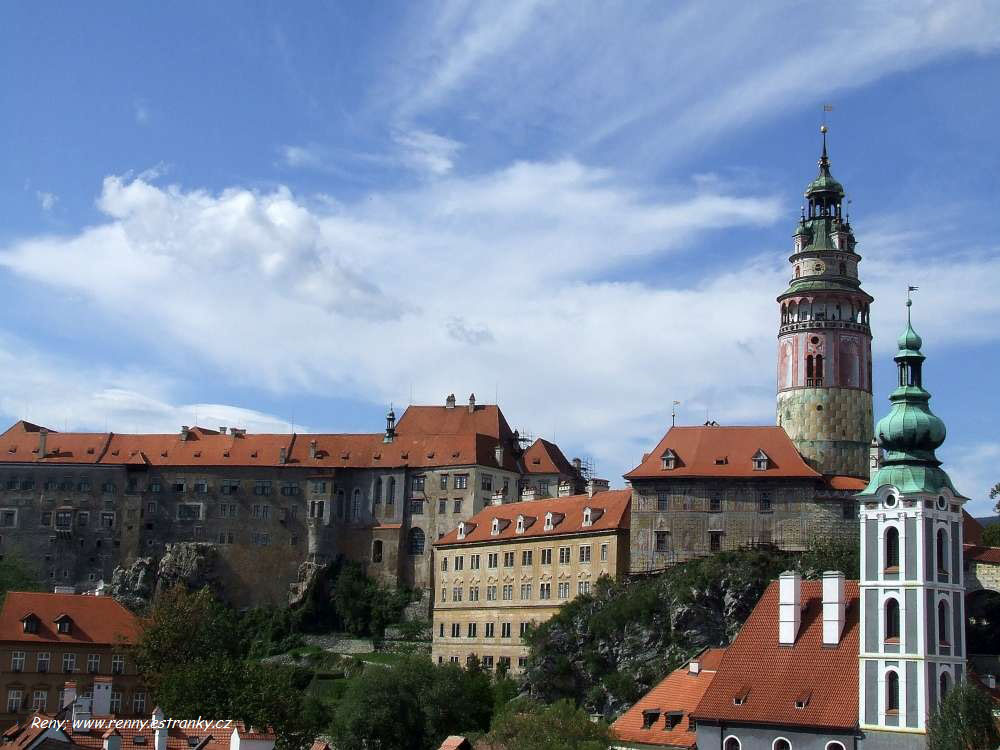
[431,490,630,673]
[0,396,583,608]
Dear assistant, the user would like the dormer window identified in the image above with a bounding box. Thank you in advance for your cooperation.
[794,691,811,709]
[714,457,728,466]
[751,450,769,471]
[544,512,553,530]
[543,512,564,531]
[457,522,469,540]
[54,615,73,635]
[516,515,525,534]
[642,709,660,729]
[491,518,510,536]
[582,507,604,527]
[20,614,39,634]
[661,449,678,470]
[665,712,683,730]
[733,687,750,706]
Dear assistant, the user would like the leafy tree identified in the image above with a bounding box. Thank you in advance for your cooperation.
[483,699,612,750]
[797,534,859,579]
[927,679,1000,750]
[331,562,413,637]
[0,550,42,604]
[982,523,1000,548]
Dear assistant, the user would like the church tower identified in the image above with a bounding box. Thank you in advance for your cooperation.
[856,301,967,734]
[777,126,874,478]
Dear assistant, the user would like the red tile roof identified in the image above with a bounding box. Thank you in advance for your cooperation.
[613,648,727,748]
[521,438,578,476]
[625,426,821,480]
[395,403,515,442]
[964,511,985,546]
[434,490,630,547]
[965,544,1000,565]
[827,476,866,491]
[0,592,141,646]
[438,738,472,750]
[0,422,109,464]
[693,580,860,730]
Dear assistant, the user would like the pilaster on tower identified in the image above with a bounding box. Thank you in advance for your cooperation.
[776,126,874,479]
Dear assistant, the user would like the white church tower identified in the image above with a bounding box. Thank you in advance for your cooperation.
[856,299,967,735]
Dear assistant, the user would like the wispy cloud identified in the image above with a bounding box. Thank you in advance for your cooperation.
[133,100,150,126]
[35,191,58,212]
[392,129,462,176]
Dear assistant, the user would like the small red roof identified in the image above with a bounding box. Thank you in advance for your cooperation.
[963,511,985,546]
[438,738,473,750]
[435,490,630,547]
[827,475,866,491]
[693,580,860,730]
[521,438,579,476]
[625,426,820,480]
[613,648,727,748]
[964,544,1000,565]
[0,592,140,645]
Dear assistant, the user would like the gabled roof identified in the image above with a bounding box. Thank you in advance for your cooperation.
[964,544,1000,565]
[394,403,515,443]
[612,648,726,748]
[625,426,820,480]
[435,490,630,547]
[520,438,579,476]
[0,592,140,645]
[693,580,859,730]
[963,511,985,546]
[0,422,109,464]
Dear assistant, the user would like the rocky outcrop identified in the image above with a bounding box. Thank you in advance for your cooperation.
[110,557,156,611]
[110,543,221,610]
[288,561,329,607]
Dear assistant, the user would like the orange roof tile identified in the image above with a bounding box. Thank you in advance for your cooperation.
[827,475,866,491]
[693,580,859,730]
[0,592,141,645]
[435,490,630,547]
[963,511,985,546]
[438,738,472,750]
[965,543,1000,565]
[625,426,820,480]
[394,403,515,442]
[613,648,726,748]
[521,438,578,476]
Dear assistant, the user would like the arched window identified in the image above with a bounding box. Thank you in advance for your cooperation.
[885,598,900,642]
[938,600,950,645]
[826,743,846,750]
[795,266,801,278]
[885,526,899,570]
[352,489,361,520]
[789,301,797,321]
[408,527,425,555]
[886,670,900,713]
[724,737,741,750]
[939,671,951,701]
[374,477,382,505]
[387,478,396,505]
[773,739,791,750]
[815,354,824,382]
[336,490,345,519]
[937,529,948,575]
[806,355,814,380]
[372,540,383,563]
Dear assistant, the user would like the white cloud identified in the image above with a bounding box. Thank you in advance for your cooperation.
[134,100,150,125]
[35,191,58,212]
[941,441,1000,518]
[393,129,463,176]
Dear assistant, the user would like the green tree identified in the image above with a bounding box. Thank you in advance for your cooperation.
[483,699,612,750]
[0,550,42,604]
[982,524,1000,548]
[927,679,1000,750]
[797,534,860,579]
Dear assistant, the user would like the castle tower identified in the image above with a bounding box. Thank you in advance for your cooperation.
[777,127,874,478]
[856,301,967,734]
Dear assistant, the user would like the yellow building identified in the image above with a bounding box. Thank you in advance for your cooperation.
[431,489,630,673]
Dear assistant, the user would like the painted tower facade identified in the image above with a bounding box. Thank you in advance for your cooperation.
[856,304,967,736]
[777,127,874,478]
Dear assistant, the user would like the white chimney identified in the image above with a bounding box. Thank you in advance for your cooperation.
[822,571,846,646]
[986,674,997,689]
[153,706,168,750]
[62,681,78,708]
[689,658,701,675]
[38,429,48,458]
[468,393,476,412]
[72,696,93,731]
[92,677,112,715]
[778,571,802,645]
[103,729,122,750]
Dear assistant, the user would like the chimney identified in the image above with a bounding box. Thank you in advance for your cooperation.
[63,680,78,708]
[384,408,396,444]
[309,440,317,459]
[494,445,503,465]
[446,394,456,409]
[778,571,802,645]
[279,446,287,465]
[38,429,48,458]
[688,657,701,675]
[72,695,93,731]
[153,707,168,750]
[985,674,997,689]
[180,426,190,441]
[468,393,476,413]
[586,478,609,498]
[558,480,572,498]
[92,676,112,715]
[218,426,227,435]
[103,729,122,750]
[822,571,846,646]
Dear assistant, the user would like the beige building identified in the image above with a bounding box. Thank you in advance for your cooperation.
[431,489,630,673]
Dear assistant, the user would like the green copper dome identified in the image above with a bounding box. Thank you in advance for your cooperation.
[804,130,845,198]
[860,302,964,498]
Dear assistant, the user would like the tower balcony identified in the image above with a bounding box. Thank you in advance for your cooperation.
[778,319,870,336]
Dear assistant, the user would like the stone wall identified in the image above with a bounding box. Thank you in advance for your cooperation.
[777,386,873,478]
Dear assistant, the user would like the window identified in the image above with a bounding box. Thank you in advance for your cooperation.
[441,587,447,602]
[31,690,47,712]
[40,511,52,527]
[87,654,101,673]
[642,710,660,729]
[441,555,449,572]
[521,583,533,600]
[579,545,591,563]
[482,655,494,669]
[724,738,741,750]
[453,499,462,513]
[133,692,146,713]
[469,586,480,602]
[656,531,670,553]
[938,600,950,645]
[218,531,234,544]
[372,540,383,563]
[7,689,23,713]
[219,503,237,518]
[386,478,396,505]
[112,654,125,674]
[501,622,511,638]
[661,450,677,470]
[192,480,208,494]
[454,555,464,571]
[351,489,361,519]
[467,623,477,637]
[826,744,846,750]
[487,553,498,568]
[10,651,24,672]
[253,480,272,496]
[558,582,570,599]
[885,598,900,642]
[842,501,855,520]
[522,550,533,566]
[251,532,271,545]
[77,511,89,527]
[503,551,515,567]
[486,586,497,601]
[936,529,948,574]
[559,546,570,564]
[939,671,951,701]
[885,527,899,570]
[773,740,791,750]
[455,475,468,489]
[281,482,300,497]
[657,492,670,511]
[62,653,76,673]
[758,492,772,512]
[177,504,201,521]
[886,670,900,713]
[710,493,722,512]
[470,554,480,569]
[539,583,552,600]
[451,623,460,637]
[453,587,462,602]
[439,623,445,637]
[502,585,513,601]
[408,528,426,555]
[481,474,493,491]
[578,581,591,595]
[541,548,552,565]
[412,476,425,492]
[752,451,769,471]
[110,691,122,714]
[101,512,115,529]
[438,499,447,514]
[519,622,530,637]
[55,511,71,530]
[409,499,424,515]
[37,652,50,673]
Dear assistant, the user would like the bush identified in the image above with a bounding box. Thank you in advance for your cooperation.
[928,679,1000,750]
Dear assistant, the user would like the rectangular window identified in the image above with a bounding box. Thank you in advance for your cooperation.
[559,546,570,564]
[7,689,23,713]
[503,551,515,567]
[520,583,532,600]
[220,480,240,495]
[486,585,497,601]
[412,476,425,492]
[578,581,591,595]
[77,511,89,527]
[40,511,52,527]
[101,512,115,529]
[710,531,723,552]
[488,553,498,569]
[501,623,511,638]
[454,555,464,571]
[87,654,100,673]
[146,501,157,515]
[55,511,72,530]
[710,493,722,512]
[452,587,462,602]
[469,586,479,602]
[536,480,549,496]
[254,480,272,496]
[31,690,47,712]
[519,622,530,637]
[440,475,448,490]
[558,582,570,599]
[149,481,162,493]
[133,692,146,714]
[409,499,424,515]
[579,545,591,563]
[280,482,300,497]
[655,530,670,552]
[439,623,445,637]
[441,587,447,602]
[437,498,446,514]
[451,623,460,637]
[600,543,608,562]
[470,554,480,569]
[62,653,76,673]
[481,474,493,492]
[36,652,50,673]
[485,623,495,638]
[11,651,24,672]
[502,585,513,601]
[538,583,550,600]
[521,550,532,566]
[251,532,271,546]
[541,548,552,565]
[657,492,670,512]
[842,501,855,520]
[453,499,462,513]
[110,691,122,714]
[467,623,477,637]
[455,475,468,489]
[177,504,201,521]
[758,492,772,512]
[193,480,208,494]
[441,556,448,572]
[171,481,186,493]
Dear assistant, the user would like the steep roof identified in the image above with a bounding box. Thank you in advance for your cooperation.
[521,438,578,476]
[693,580,860,730]
[435,490,630,547]
[625,426,821,480]
[0,422,110,464]
[395,402,515,443]
[0,592,141,645]
[964,544,1000,565]
[963,511,985,546]
[612,648,726,748]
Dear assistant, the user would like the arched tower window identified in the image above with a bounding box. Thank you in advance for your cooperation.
[724,738,741,750]
[352,489,361,519]
[336,489,345,518]
[795,266,801,278]
[886,671,900,713]
[372,540,383,563]
[408,527,425,555]
[806,355,814,380]
[885,598,900,642]
[936,528,948,575]
[939,671,951,701]
[937,600,950,645]
[773,740,791,750]
[815,354,824,383]
[374,477,382,505]
[387,478,396,505]
[885,527,899,570]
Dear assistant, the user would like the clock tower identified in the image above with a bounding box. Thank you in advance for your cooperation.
[776,127,874,478]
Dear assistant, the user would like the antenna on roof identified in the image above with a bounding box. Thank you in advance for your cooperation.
[672,400,681,427]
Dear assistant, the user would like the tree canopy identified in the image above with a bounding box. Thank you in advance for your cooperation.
[482,699,612,750]
[927,679,1000,750]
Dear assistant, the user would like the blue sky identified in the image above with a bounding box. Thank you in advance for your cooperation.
[2,1,999,515]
